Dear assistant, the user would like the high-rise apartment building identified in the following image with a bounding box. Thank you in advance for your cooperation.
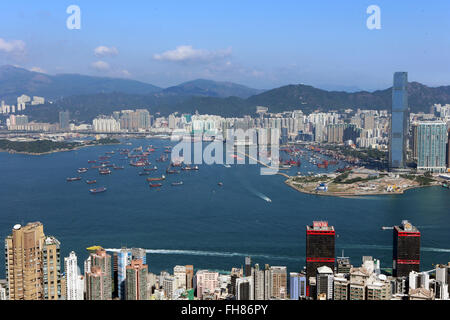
[64,251,84,300]
[306,221,335,297]
[389,72,409,170]
[185,265,194,290]
[236,276,253,300]
[117,248,132,300]
[316,266,334,300]
[42,236,61,300]
[270,266,287,299]
[125,259,148,300]
[85,249,112,300]
[195,270,219,300]
[393,220,421,278]
[59,110,70,130]
[174,265,187,290]
[415,121,448,172]
[5,222,46,300]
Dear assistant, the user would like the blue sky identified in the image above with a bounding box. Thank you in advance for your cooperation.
[0,0,449,90]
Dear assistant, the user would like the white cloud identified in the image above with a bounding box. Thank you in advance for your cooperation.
[94,46,119,58]
[0,38,26,57]
[153,45,232,64]
[91,60,111,72]
[30,67,47,74]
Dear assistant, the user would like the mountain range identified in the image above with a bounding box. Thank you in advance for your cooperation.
[1,65,450,123]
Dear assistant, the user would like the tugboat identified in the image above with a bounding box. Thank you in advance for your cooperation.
[67,177,82,182]
[90,187,107,194]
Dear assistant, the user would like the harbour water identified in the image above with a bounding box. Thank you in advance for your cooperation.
[0,138,449,277]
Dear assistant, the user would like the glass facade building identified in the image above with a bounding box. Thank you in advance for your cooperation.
[416,121,448,172]
[389,72,409,169]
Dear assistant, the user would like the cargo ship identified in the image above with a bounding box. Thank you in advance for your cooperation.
[90,187,107,194]
[88,160,97,163]
[129,161,148,167]
[139,172,150,176]
[146,175,166,182]
[99,168,112,175]
[86,180,97,184]
[67,177,82,182]
[166,168,179,174]
[149,183,162,188]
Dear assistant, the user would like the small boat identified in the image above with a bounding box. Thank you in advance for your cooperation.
[218,182,223,186]
[90,187,107,194]
[149,183,162,188]
[139,172,150,176]
[86,180,97,184]
[113,166,124,170]
[67,177,82,182]
[223,164,231,168]
[147,175,166,182]
[171,181,184,186]
[78,168,89,174]
[144,166,158,171]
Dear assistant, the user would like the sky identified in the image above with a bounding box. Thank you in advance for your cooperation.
[0,0,449,91]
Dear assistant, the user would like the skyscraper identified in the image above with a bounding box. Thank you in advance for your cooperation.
[5,222,46,300]
[389,72,409,170]
[416,121,448,172]
[125,259,148,300]
[117,248,132,299]
[306,221,335,297]
[269,266,287,299]
[393,220,421,278]
[185,265,194,290]
[236,277,253,300]
[244,256,252,277]
[59,110,70,130]
[316,266,334,300]
[85,249,112,300]
[64,251,84,300]
[42,236,61,300]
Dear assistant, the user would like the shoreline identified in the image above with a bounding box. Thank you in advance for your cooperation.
[284,179,440,198]
[0,142,121,156]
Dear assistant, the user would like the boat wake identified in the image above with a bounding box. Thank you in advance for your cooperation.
[105,248,300,261]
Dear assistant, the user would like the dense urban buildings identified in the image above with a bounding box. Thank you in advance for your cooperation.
[1,221,449,301]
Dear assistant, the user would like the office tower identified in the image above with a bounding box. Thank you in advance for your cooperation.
[316,266,334,300]
[131,248,147,265]
[393,220,421,277]
[64,251,84,300]
[253,264,265,300]
[117,248,132,299]
[59,110,70,130]
[236,277,253,300]
[270,266,287,299]
[125,259,148,300]
[42,236,61,300]
[5,222,46,300]
[435,264,450,298]
[306,221,335,297]
[337,257,352,274]
[185,265,194,290]
[416,121,448,172]
[245,256,252,277]
[230,268,242,297]
[85,249,112,300]
[174,265,187,290]
[389,72,409,170]
[195,270,219,300]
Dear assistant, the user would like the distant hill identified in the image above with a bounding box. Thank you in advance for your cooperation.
[0,65,162,102]
[2,64,450,123]
[161,79,264,99]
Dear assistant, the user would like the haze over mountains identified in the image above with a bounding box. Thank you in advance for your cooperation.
[1,65,450,123]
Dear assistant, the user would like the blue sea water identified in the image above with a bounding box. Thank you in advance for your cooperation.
[0,138,449,277]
